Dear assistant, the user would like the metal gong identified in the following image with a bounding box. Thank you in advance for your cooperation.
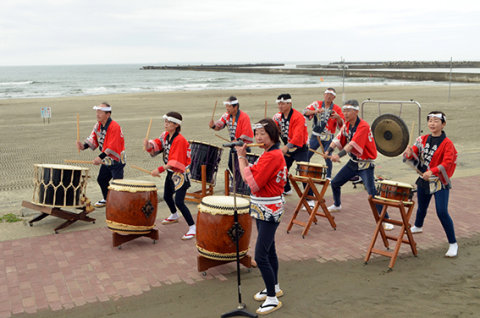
[371,114,409,157]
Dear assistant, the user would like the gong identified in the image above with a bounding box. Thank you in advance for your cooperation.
[371,114,409,157]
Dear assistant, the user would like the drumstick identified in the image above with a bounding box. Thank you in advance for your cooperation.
[143,118,153,150]
[211,100,218,121]
[309,148,341,163]
[245,143,265,147]
[316,136,325,153]
[131,165,161,178]
[215,134,230,142]
[64,159,104,164]
[409,121,415,145]
[264,100,267,118]
[77,114,80,153]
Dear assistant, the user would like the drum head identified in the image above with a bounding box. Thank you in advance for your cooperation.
[200,196,250,215]
[109,179,157,192]
[371,114,409,157]
[35,164,88,171]
[189,140,222,150]
[377,180,414,188]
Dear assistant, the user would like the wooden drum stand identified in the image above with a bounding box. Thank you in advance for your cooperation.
[364,195,418,269]
[286,175,336,238]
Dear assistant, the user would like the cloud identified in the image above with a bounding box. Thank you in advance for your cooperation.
[1,0,480,65]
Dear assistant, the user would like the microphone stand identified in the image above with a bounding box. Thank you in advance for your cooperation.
[222,149,257,318]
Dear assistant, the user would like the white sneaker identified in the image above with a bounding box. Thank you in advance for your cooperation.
[283,190,293,195]
[327,204,341,212]
[445,243,458,258]
[301,200,315,210]
[383,223,394,231]
[410,226,423,234]
[94,199,107,208]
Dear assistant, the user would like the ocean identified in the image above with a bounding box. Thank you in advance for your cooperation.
[0,63,477,100]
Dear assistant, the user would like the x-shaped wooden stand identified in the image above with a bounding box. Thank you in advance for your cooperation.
[364,195,418,269]
[286,175,336,238]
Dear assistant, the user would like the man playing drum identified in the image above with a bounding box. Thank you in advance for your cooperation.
[325,99,394,230]
[76,102,126,208]
[302,88,344,180]
[272,94,310,197]
[208,96,254,172]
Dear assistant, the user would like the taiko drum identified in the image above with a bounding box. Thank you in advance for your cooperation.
[196,196,252,261]
[106,179,158,234]
[375,180,415,205]
[296,161,327,182]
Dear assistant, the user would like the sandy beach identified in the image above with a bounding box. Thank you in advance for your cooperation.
[1,85,480,317]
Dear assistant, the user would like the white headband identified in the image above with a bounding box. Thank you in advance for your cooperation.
[93,105,112,111]
[163,114,182,125]
[324,89,336,96]
[342,105,359,110]
[223,100,239,105]
[428,113,446,121]
[252,123,268,130]
[276,98,292,103]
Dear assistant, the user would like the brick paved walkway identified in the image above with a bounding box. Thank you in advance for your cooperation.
[0,175,478,317]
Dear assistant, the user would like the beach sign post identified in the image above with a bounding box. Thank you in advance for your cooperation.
[41,107,51,124]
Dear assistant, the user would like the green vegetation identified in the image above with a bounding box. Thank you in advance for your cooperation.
[0,213,23,223]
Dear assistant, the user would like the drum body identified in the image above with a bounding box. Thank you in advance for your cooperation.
[375,180,415,205]
[296,161,327,182]
[233,153,260,196]
[189,141,223,185]
[196,196,252,261]
[106,179,158,234]
[33,164,89,208]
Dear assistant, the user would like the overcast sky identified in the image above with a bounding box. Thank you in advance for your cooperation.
[1,0,479,66]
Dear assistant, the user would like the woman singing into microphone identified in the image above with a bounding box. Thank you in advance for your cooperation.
[235,118,287,315]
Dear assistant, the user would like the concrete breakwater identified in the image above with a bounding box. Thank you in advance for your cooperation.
[143,65,480,83]
[141,63,284,70]
[301,61,480,69]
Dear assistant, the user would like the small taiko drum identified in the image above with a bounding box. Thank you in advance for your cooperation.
[32,164,89,208]
[189,141,223,186]
[233,152,260,196]
[106,179,158,234]
[375,180,415,205]
[296,161,327,182]
[196,196,252,261]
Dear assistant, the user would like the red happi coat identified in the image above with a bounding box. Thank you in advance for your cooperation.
[243,147,287,222]
[334,118,377,161]
[148,131,191,173]
[214,110,254,143]
[403,134,457,186]
[303,102,345,134]
[273,108,308,148]
[86,118,126,163]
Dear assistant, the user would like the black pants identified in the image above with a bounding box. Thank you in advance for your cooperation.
[163,171,195,226]
[255,219,280,297]
[97,163,125,200]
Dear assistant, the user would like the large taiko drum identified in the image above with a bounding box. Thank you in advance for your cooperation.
[232,152,260,196]
[296,161,327,182]
[189,141,223,185]
[375,180,415,205]
[106,179,158,234]
[196,196,252,261]
[32,164,89,208]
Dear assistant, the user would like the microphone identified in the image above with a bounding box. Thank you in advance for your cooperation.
[222,140,244,148]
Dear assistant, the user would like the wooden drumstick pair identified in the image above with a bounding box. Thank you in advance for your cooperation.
[309,148,341,163]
